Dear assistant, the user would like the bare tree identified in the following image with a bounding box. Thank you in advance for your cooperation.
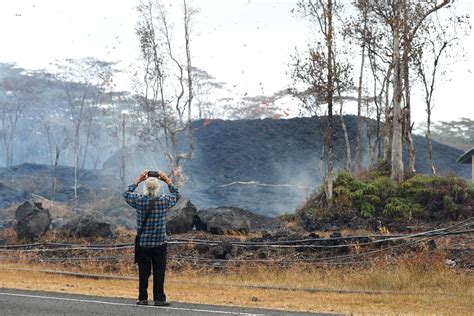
[389,0,405,182]
[52,58,114,203]
[291,0,352,200]
[366,0,450,181]
[336,88,352,172]
[135,0,196,188]
[366,42,386,163]
[0,65,40,166]
[105,91,134,187]
[192,67,224,119]
[43,120,69,198]
[349,0,370,175]
[363,0,403,180]
[352,2,393,166]
[401,0,450,176]
[413,11,470,175]
[0,91,26,167]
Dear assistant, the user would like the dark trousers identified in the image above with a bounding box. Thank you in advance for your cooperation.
[137,243,167,301]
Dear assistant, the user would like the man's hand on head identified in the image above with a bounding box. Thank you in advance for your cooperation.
[134,169,149,186]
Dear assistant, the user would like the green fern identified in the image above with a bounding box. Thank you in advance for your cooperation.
[442,195,459,213]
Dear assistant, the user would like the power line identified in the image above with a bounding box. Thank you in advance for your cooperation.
[0,219,471,266]
[1,218,471,251]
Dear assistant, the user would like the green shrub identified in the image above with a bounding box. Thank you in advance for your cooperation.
[383,197,424,220]
[359,200,376,218]
[333,185,352,210]
[442,195,459,214]
[296,168,473,223]
[466,183,474,196]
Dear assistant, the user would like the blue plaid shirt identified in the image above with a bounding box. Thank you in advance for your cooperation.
[123,183,181,247]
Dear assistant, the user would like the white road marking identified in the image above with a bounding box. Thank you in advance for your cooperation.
[0,292,266,315]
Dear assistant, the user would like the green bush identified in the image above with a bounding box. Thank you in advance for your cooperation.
[297,168,474,222]
[383,197,423,220]
[442,195,459,213]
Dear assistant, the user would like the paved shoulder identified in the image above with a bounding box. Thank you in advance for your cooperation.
[0,288,338,316]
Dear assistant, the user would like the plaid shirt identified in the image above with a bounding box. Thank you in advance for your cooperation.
[123,183,181,247]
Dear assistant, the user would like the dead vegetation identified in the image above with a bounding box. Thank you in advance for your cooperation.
[1,219,472,314]
[0,252,472,315]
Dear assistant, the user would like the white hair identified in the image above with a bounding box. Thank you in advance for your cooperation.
[143,177,161,198]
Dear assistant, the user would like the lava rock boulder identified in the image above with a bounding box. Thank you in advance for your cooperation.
[58,211,113,238]
[210,241,234,259]
[167,198,197,234]
[14,201,51,241]
[196,207,251,235]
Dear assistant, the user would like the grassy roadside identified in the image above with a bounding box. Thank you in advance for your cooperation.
[1,256,472,315]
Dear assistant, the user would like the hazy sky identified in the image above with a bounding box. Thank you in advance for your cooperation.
[0,0,472,125]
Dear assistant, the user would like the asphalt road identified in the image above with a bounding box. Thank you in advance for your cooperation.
[0,288,338,316]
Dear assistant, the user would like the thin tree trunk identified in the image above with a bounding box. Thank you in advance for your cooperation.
[326,0,334,200]
[403,40,416,175]
[402,0,449,175]
[383,66,392,164]
[81,121,93,169]
[355,19,367,176]
[169,131,184,188]
[375,93,382,161]
[391,0,404,182]
[119,116,126,188]
[53,146,60,199]
[2,106,24,167]
[319,140,326,183]
[417,41,448,176]
[368,47,383,162]
[73,129,80,205]
[184,0,195,161]
[373,74,381,162]
[92,149,100,170]
[427,110,436,175]
[366,101,373,167]
[6,147,13,167]
[339,99,351,172]
[45,125,54,165]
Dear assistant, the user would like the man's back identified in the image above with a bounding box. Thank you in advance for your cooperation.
[123,182,181,247]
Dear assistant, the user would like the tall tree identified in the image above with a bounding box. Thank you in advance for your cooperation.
[356,3,394,165]
[291,0,352,200]
[192,67,224,119]
[135,0,196,188]
[401,0,450,175]
[0,64,42,166]
[367,0,450,181]
[353,0,370,175]
[413,10,470,175]
[390,0,404,182]
[52,58,114,203]
[104,91,133,188]
[345,0,390,169]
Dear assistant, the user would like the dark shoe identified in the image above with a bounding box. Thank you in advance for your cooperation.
[136,300,148,305]
[154,301,171,306]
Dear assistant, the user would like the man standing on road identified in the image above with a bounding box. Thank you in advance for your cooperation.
[123,169,180,306]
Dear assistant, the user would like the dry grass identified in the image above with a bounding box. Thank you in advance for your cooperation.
[1,225,472,314]
[1,253,472,315]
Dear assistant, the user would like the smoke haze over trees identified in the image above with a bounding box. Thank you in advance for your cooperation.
[0,0,472,215]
